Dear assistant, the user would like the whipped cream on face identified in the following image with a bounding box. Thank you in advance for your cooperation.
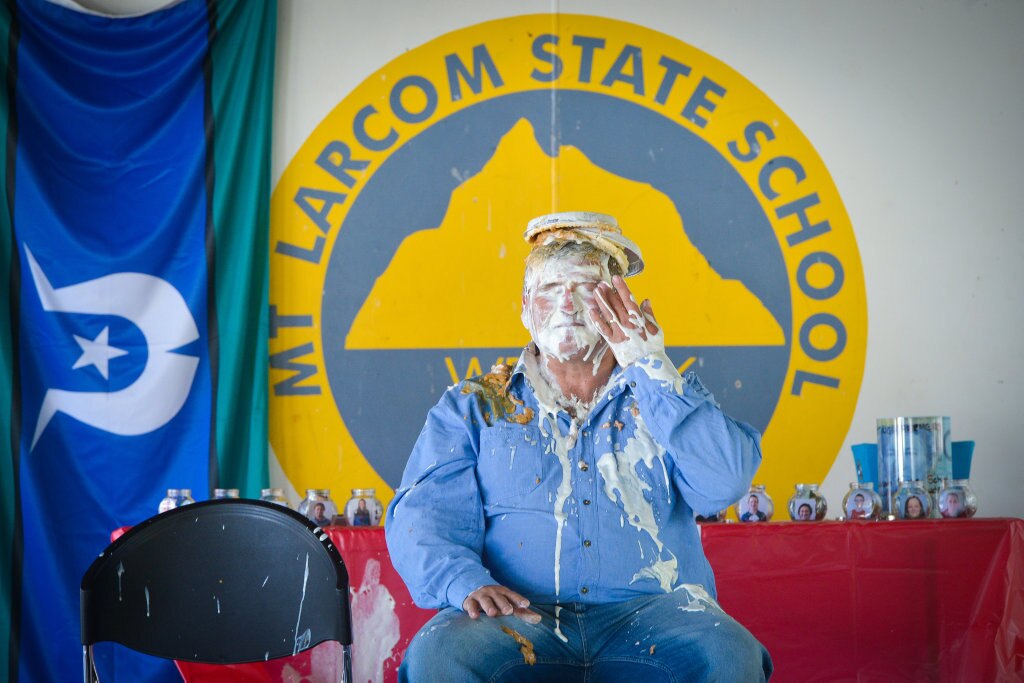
[522,254,612,363]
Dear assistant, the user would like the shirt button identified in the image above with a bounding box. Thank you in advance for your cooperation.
[630,381,637,388]
[578,461,589,472]
[583,539,592,547]
[580,586,589,594]
[583,499,591,505]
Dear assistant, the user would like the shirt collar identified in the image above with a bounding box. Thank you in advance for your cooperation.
[509,343,631,401]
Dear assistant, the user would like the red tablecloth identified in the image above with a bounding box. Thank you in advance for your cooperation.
[704,519,1023,682]
[161,518,1022,682]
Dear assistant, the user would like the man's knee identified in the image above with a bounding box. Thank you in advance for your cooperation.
[400,624,446,677]
[400,615,474,680]
[399,611,523,682]
[698,618,772,681]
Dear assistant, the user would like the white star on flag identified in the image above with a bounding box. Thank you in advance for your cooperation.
[72,326,128,380]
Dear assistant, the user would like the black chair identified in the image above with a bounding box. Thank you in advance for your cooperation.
[81,498,353,682]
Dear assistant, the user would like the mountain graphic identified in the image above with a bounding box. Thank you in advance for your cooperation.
[345,118,784,349]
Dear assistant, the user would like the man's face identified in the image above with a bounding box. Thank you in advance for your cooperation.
[854,494,865,509]
[748,496,759,512]
[522,254,610,361]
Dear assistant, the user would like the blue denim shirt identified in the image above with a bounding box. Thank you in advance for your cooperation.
[385,348,762,611]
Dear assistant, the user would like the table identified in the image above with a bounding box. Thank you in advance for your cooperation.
[172,518,1023,682]
[703,518,1023,682]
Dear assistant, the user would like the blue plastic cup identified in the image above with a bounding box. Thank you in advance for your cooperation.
[851,443,879,489]
[951,440,975,480]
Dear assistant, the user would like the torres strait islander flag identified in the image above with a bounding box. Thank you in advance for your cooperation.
[0,0,275,680]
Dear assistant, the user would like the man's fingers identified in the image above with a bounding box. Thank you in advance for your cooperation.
[514,607,542,624]
[615,276,644,316]
[594,285,615,320]
[607,277,632,325]
[593,288,624,339]
[463,586,540,623]
[476,593,501,617]
[641,299,660,335]
[587,303,613,336]
[464,600,539,624]
[497,587,532,609]
[491,592,515,616]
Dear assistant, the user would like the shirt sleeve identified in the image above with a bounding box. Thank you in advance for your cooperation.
[384,387,494,610]
[622,351,763,516]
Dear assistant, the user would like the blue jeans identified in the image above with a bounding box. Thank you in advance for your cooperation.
[400,588,773,682]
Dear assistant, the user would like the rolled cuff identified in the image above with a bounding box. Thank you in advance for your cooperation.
[444,565,495,611]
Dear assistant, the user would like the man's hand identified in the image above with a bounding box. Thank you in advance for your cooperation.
[589,275,665,367]
[463,584,542,624]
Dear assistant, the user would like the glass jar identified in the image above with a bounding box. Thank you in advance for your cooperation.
[895,480,931,520]
[213,488,239,499]
[937,479,977,518]
[787,483,827,521]
[158,488,180,513]
[842,482,882,521]
[158,488,195,513]
[345,488,384,527]
[297,489,338,526]
[260,487,290,508]
[734,484,773,522]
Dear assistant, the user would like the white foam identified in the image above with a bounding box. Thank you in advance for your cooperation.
[596,411,678,593]
[351,559,400,683]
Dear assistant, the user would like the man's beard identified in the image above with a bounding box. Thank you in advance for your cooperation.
[532,312,604,362]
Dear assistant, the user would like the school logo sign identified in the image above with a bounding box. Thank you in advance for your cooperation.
[269,15,867,506]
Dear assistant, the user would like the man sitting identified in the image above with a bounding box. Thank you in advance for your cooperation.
[386,212,772,681]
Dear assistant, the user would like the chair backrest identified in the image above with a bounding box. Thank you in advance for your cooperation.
[81,499,352,665]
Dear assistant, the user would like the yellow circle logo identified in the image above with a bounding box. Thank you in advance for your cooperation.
[269,14,867,507]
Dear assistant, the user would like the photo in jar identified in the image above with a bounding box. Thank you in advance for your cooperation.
[939,489,966,518]
[897,490,931,520]
[844,488,877,520]
[345,491,384,526]
[792,501,815,521]
[787,484,826,521]
[737,492,772,522]
[310,501,334,526]
[298,489,338,526]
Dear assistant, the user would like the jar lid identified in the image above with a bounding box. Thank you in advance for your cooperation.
[352,488,377,496]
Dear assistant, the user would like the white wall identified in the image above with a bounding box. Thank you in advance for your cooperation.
[273,0,1024,518]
